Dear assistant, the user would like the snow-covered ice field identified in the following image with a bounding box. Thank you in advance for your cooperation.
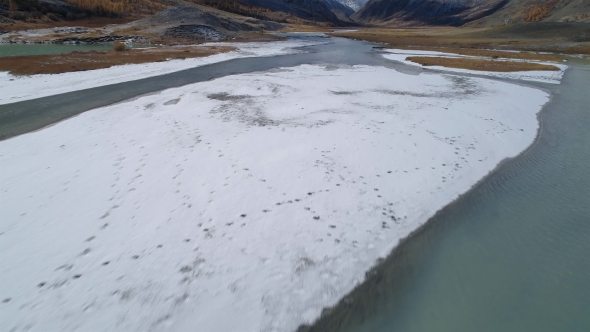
[382,49,568,84]
[1,64,549,331]
[0,39,321,105]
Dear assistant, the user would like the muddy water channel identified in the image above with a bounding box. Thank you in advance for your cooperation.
[1,34,588,331]
[304,59,590,332]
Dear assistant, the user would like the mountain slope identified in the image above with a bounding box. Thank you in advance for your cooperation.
[323,0,355,21]
[353,0,590,26]
[0,0,356,26]
[239,0,352,24]
[353,0,509,26]
[467,0,590,26]
[333,0,369,11]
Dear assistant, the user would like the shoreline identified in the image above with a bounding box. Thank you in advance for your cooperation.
[0,37,561,331]
[0,38,320,106]
[298,63,565,332]
[381,49,568,84]
[0,38,334,141]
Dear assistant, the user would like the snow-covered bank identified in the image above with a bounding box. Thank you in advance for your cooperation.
[382,49,568,84]
[0,65,548,332]
[0,39,321,105]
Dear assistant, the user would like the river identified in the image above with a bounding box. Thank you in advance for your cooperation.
[1,35,588,331]
[303,57,590,332]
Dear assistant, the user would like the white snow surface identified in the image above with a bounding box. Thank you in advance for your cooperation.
[0,39,320,105]
[0,64,548,332]
[334,0,368,11]
[332,29,359,33]
[382,48,568,84]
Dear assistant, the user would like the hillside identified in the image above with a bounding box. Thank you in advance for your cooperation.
[352,0,590,26]
[0,0,355,27]
[0,1,290,44]
[468,0,590,26]
[323,0,355,22]
[335,0,368,11]
[238,0,353,24]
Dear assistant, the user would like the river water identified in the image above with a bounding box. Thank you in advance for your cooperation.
[1,35,588,331]
[304,58,590,332]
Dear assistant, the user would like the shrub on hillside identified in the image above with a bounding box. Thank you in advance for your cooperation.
[524,6,550,22]
[113,42,126,51]
[64,0,123,16]
[62,0,166,17]
[8,0,40,12]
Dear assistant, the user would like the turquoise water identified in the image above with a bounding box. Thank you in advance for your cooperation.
[305,59,590,331]
[0,43,113,57]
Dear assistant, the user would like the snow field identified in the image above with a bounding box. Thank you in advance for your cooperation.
[1,64,548,331]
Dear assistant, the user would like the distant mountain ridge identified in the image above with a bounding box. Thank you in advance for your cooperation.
[333,0,370,11]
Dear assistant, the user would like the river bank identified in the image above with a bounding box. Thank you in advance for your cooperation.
[0,38,323,107]
[0,45,236,75]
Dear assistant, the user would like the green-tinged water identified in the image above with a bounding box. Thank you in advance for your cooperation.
[306,59,590,332]
[0,43,113,57]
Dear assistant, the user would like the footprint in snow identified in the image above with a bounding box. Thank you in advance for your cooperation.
[164,98,180,106]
